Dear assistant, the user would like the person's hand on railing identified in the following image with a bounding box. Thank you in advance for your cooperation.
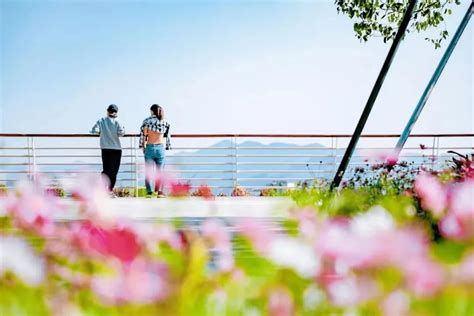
[90,121,101,135]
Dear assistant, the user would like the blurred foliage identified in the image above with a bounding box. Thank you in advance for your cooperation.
[1,156,473,315]
[335,0,462,48]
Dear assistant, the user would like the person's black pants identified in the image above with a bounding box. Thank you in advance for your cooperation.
[101,149,122,191]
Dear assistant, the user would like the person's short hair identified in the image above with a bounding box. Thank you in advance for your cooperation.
[107,104,118,113]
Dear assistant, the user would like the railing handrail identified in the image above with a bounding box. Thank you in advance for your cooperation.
[1,133,473,138]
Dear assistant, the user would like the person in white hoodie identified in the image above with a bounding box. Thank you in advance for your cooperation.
[91,104,125,191]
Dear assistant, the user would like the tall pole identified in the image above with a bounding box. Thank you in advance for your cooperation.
[331,0,418,190]
[395,1,473,153]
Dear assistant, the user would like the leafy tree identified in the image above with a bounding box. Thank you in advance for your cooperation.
[335,0,462,48]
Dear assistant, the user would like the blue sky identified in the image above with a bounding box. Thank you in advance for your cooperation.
[0,0,472,136]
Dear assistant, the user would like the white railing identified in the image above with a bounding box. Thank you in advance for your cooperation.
[1,133,472,194]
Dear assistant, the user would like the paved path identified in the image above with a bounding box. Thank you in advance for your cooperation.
[54,197,295,221]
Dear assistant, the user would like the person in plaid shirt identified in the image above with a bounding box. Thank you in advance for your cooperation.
[139,104,171,197]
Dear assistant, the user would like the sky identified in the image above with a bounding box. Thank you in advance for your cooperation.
[0,0,472,137]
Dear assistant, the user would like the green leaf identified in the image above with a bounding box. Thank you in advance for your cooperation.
[431,240,469,264]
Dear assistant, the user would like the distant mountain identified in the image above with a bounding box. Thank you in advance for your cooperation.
[168,140,337,193]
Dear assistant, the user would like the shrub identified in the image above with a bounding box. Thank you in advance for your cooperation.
[113,187,131,197]
[231,185,249,197]
[259,188,279,197]
[190,185,214,199]
[45,187,65,197]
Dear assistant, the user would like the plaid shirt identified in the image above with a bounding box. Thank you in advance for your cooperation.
[139,115,171,150]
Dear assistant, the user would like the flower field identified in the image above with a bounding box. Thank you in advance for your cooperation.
[0,153,473,315]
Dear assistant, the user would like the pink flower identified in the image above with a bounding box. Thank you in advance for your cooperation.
[403,259,444,297]
[315,211,404,278]
[267,288,294,316]
[315,217,444,299]
[382,290,410,316]
[92,259,170,304]
[170,183,190,197]
[439,214,465,240]
[449,180,474,222]
[6,184,64,236]
[386,155,399,167]
[71,174,109,202]
[202,219,234,271]
[387,229,430,264]
[452,252,474,284]
[145,166,176,192]
[123,222,183,251]
[316,259,344,287]
[52,265,89,287]
[71,175,115,224]
[414,173,447,218]
[380,229,443,297]
[74,221,141,263]
[364,150,398,167]
[202,219,230,250]
[236,219,275,254]
[440,180,474,240]
[449,180,474,215]
[383,229,445,297]
[315,220,385,269]
[231,268,245,283]
[292,208,318,241]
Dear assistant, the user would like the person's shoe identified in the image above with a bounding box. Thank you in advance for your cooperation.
[157,191,166,198]
[109,192,118,198]
[145,193,153,198]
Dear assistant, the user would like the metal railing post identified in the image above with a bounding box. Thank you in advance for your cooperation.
[431,136,437,170]
[332,137,338,175]
[31,136,37,181]
[436,136,441,168]
[129,137,133,195]
[133,136,139,197]
[233,136,238,189]
[26,137,32,177]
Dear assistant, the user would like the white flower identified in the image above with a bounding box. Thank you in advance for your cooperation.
[351,206,394,237]
[207,290,227,315]
[269,237,320,278]
[328,278,358,307]
[440,215,461,236]
[334,259,350,275]
[0,236,45,286]
[244,308,261,316]
[303,285,325,310]
[0,195,10,216]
